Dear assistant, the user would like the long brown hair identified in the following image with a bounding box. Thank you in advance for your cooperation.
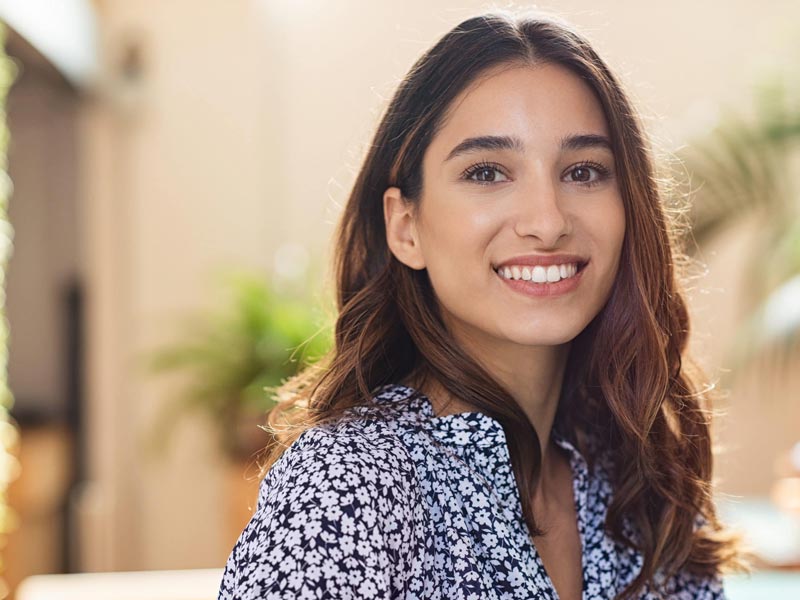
[259,9,745,598]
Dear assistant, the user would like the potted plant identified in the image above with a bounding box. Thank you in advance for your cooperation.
[142,267,332,538]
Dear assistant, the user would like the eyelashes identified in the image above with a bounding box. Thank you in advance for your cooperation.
[460,160,613,188]
[563,161,613,188]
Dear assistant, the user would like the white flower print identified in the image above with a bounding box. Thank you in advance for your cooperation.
[217,383,727,599]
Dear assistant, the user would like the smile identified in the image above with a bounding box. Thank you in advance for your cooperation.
[495,262,579,283]
[493,262,587,297]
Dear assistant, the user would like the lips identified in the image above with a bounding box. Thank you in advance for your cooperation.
[495,259,586,297]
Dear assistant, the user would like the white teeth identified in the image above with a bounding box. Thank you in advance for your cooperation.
[497,262,580,283]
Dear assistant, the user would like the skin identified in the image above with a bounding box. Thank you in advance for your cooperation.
[383,62,625,600]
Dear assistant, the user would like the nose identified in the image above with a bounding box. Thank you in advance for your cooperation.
[512,175,572,246]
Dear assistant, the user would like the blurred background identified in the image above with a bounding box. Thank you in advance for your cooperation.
[0,0,799,598]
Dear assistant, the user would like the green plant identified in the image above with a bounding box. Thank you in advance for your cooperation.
[677,68,800,380]
[143,268,333,462]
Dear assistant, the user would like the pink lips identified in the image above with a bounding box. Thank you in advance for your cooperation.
[494,253,589,269]
[495,260,587,297]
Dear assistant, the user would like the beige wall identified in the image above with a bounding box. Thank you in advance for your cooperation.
[78,0,800,571]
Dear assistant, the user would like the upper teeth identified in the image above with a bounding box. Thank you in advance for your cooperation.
[496,263,579,283]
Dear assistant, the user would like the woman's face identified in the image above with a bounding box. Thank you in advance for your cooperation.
[384,62,625,356]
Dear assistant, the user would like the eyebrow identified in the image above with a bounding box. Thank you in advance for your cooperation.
[443,133,613,162]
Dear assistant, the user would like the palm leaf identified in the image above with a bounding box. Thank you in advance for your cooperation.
[678,72,800,381]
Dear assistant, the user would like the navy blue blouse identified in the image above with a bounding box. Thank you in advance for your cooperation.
[217,383,726,599]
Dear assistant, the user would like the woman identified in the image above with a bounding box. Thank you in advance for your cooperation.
[217,10,744,600]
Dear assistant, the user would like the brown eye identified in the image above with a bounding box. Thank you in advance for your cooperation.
[462,161,510,185]
[570,167,592,182]
[475,167,500,182]
[565,161,612,188]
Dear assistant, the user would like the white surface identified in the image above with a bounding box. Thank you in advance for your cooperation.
[0,0,98,86]
[16,568,224,600]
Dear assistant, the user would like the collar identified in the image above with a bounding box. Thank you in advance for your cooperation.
[372,382,582,454]
[372,383,615,593]
[370,383,590,512]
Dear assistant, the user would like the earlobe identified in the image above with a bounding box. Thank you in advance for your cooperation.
[383,186,426,270]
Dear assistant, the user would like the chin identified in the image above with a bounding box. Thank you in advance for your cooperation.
[532,336,577,348]
[506,328,581,347]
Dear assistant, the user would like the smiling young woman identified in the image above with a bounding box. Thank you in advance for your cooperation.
[218,10,745,600]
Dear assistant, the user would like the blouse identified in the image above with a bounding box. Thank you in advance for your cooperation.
[216,383,726,599]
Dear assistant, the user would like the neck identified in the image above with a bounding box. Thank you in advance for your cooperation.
[476,340,571,503]
[412,320,572,503]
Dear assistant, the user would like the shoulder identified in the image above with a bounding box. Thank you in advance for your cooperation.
[218,415,425,599]
[259,415,421,512]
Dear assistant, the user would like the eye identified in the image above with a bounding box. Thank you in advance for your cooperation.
[461,161,510,185]
[564,161,612,188]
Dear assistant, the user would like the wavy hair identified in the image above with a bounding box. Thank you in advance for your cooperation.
[258,9,745,598]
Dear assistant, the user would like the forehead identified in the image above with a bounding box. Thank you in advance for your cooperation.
[429,63,610,159]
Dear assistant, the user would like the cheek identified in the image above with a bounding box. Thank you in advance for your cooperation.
[593,196,625,252]
[420,204,496,264]
[418,208,498,308]
[595,206,626,296]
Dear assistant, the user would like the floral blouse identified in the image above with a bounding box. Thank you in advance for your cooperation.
[217,383,726,599]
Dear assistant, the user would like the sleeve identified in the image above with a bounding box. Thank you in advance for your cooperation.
[216,429,423,600]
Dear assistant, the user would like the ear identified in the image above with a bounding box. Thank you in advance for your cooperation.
[383,186,426,270]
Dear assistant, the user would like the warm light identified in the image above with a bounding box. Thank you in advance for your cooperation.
[772,476,800,514]
[791,441,800,472]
